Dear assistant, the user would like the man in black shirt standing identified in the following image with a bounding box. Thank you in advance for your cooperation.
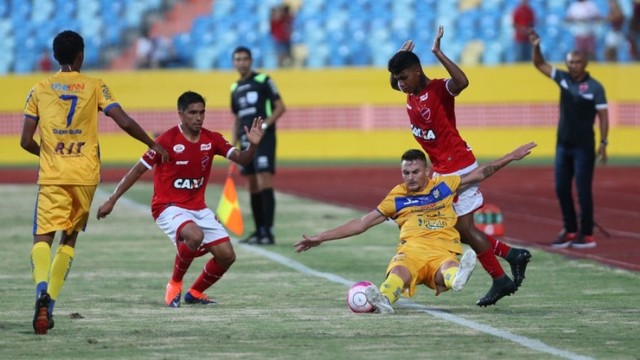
[231,46,286,245]
[529,29,609,249]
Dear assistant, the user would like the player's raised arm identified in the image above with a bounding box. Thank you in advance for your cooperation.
[293,210,387,253]
[228,117,265,166]
[431,26,469,95]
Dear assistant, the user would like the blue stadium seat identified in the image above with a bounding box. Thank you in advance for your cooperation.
[0,0,633,73]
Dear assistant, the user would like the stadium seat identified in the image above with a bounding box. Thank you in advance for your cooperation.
[0,0,633,74]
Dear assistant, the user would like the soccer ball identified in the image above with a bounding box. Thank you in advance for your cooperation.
[347,281,376,313]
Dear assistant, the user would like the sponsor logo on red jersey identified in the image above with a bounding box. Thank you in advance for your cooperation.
[173,177,205,190]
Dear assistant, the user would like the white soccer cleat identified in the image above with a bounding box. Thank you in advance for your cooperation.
[364,286,394,314]
[452,249,477,291]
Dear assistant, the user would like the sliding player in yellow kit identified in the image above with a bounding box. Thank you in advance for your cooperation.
[20,30,168,334]
[294,143,536,313]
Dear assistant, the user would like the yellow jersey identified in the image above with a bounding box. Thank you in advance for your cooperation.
[24,71,119,185]
[377,175,463,254]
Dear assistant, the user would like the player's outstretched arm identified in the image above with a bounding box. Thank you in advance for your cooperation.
[460,142,537,187]
[431,26,469,95]
[107,106,170,163]
[97,162,148,219]
[293,210,387,253]
[228,117,265,166]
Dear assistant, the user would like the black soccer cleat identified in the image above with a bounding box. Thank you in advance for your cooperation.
[476,276,518,307]
[33,292,52,335]
[506,248,532,288]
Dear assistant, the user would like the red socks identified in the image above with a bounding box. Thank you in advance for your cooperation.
[172,241,196,283]
[485,234,512,259]
[190,258,228,293]
[476,248,506,279]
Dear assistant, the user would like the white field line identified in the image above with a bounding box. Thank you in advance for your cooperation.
[98,189,594,360]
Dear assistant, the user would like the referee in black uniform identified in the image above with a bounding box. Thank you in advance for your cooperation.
[231,46,286,245]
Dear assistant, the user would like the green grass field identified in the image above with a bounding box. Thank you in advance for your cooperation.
[1,183,639,360]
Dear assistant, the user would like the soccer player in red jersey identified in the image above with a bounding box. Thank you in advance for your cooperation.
[97,91,265,307]
[387,26,532,306]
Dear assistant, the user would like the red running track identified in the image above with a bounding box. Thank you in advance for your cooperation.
[2,165,638,271]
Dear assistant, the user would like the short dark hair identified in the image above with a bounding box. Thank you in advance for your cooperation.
[177,91,206,112]
[53,30,84,65]
[401,149,427,164]
[232,46,252,59]
[388,51,421,74]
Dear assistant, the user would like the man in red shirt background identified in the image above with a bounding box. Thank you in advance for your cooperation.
[513,0,536,62]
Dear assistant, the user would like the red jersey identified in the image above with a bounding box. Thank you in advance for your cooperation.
[406,78,476,174]
[140,125,234,219]
[513,3,535,42]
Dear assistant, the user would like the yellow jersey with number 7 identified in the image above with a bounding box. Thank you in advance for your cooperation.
[23,71,119,185]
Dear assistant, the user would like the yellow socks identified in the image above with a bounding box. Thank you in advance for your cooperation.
[443,266,459,290]
[31,242,51,288]
[379,273,404,304]
[48,245,75,301]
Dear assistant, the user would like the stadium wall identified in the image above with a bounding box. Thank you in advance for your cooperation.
[1,64,638,165]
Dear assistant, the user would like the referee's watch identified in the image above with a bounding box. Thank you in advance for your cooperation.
[600,139,608,146]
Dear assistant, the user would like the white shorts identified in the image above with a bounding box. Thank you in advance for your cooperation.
[155,206,230,255]
[433,162,484,217]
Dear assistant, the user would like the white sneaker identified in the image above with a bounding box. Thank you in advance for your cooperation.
[364,286,394,314]
[451,249,477,291]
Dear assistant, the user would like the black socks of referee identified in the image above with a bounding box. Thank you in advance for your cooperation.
[250,188,275,239]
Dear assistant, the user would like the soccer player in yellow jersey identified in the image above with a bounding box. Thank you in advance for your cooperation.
[294,142,536,313]
[20,30,169,334]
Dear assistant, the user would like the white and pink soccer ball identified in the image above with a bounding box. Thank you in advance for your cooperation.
[346,281,376,313]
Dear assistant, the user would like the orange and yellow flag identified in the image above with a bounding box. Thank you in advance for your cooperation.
[216,163,244,236]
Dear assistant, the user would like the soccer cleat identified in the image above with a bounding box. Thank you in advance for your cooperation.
[239,231,258,244]
[506,248,532,288]
[551,230,577,248]
[165,280,182,308]
[33,292,51,335]
[184,290,217,305]
[476,275,518,307]
[452,249,477,291]
[571,235,596,249]
[364,286,394,314]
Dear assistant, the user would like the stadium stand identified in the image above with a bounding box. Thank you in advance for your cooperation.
[0,0,635,74]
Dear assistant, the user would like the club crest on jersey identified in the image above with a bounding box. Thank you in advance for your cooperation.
[173,177,204,190]
[246,91,258,104]
[173,144,185,153]
[579,82,589,93]
[201,155,210,170]
[200,143,212,151]
[419,107,431,121]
